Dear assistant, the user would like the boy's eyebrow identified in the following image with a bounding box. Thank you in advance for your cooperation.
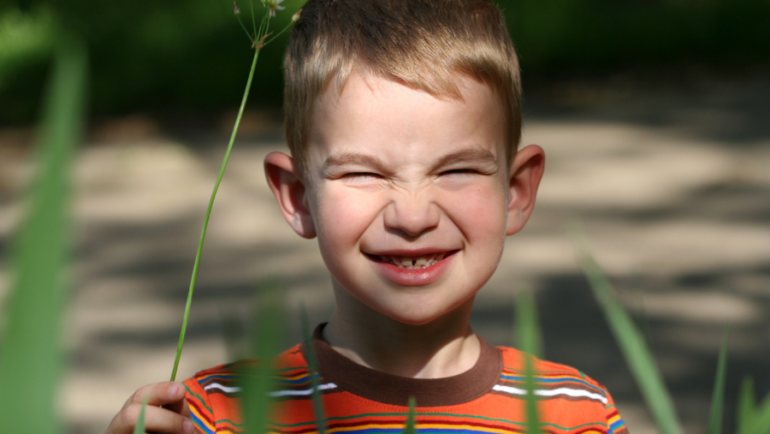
[323,152,389,171]
[322,148,497,172]
[432,148,497,168]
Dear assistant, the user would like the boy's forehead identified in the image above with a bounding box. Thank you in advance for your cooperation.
[320,69,487,107]
[313,70,502,129]
[306,71,508,170]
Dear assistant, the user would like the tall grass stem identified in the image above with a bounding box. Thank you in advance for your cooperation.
[132,397,149,434]
[515,293,542,434]
[170,46,262,382]
[244,283,285,434]
[403,396,417,434]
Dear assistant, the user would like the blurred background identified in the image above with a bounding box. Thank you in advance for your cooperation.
[1,0,769,433]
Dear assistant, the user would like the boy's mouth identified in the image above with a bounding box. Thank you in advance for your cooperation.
[367,251,454,270]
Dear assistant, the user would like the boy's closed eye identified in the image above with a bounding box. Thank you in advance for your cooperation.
[440,168,482,176]
[343,172,383,179]
[339,172,386,185]
[340,169,486,185]
[336,168,493,188]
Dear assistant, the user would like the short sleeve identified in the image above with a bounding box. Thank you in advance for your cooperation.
[603,388,629,434]
[184,377,217,434]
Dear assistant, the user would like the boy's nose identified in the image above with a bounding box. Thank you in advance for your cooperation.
[383,195,440,238]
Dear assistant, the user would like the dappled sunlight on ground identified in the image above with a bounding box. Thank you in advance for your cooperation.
[0,78,769,433]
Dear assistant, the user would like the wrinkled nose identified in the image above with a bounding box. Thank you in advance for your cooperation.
[383,193,440,238]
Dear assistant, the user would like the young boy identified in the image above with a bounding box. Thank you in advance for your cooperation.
[106,0,628,433]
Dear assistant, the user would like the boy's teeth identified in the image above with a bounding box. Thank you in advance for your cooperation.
[378,253,448,269]
[372,252,454,268]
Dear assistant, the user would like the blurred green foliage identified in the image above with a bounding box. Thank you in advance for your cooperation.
[505,0,770,77]
[0,0,301,124]
[1,0,769,125]
[0,26,86,432]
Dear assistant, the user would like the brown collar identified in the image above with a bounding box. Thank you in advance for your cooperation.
[301,323,503,407]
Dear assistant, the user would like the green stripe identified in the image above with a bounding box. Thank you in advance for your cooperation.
[185,384,214,414]
[215,418,246,427]
[503,366,579,376]
[264,412,607,431]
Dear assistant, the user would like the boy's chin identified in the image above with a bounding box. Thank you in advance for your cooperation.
[369,297,474,327]
[332,278,476,327]
[383,311,445,327]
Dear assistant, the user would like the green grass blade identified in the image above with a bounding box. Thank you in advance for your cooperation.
[515,293,542,434]
[522,352,539,434]
[132,396,149,434]
[403,395,417,434]
[515,291,544,360]
[301,304,327,434]
[744,389,770,434]
[170,41,262,382]
[737,376,756,434]
[0,28,87,434]
[243,281,286,434]
[706,329,729,434]
[569,222,684,434]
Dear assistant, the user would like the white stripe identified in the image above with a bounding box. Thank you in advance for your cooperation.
[204,383,242,393]
[268,383,337,397]
[204,382,338,397]
[493,384,607,404]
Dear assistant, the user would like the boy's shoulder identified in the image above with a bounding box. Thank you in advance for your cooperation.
[185,342,310,400]
[498,345,607,388]
[497,346,626,434]
[183,343,308,434]
[496,345,615,404]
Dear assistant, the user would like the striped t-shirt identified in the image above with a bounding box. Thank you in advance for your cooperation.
[184,327,628,434]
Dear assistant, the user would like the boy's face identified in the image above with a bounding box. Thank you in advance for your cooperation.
[266,71,544,326]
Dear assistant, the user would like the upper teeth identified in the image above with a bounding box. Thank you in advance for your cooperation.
[380,253,446,269]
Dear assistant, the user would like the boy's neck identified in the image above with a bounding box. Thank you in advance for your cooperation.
[323,287,480,379]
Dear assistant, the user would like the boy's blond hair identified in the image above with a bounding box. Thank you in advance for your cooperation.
[283,0,521,175]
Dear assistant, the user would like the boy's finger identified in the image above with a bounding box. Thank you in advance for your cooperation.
[129,382,187,407]
[165,394,192,418]
[124,404,196,434]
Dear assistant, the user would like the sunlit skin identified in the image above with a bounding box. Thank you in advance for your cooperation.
[265,71,545,378]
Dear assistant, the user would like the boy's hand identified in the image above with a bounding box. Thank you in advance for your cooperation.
[105,382,197,434]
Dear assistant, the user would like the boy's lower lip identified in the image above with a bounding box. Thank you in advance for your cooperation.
[365,251,458,286]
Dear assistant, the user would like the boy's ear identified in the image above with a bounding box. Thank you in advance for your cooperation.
[506,145,546,236]
[264,152,317,239]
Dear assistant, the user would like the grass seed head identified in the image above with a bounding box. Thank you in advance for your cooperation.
[262,0,285,17]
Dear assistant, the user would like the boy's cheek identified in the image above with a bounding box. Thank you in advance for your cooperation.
[440,185,508,231]
[314,188,381,247]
